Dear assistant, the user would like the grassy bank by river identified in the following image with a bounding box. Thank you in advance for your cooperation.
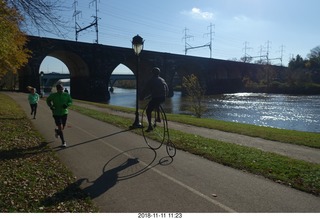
[71,100,320,196]
[0,94,98,212]
[74,100,320,149]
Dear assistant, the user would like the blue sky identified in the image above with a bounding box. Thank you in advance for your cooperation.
[39,0,320,73]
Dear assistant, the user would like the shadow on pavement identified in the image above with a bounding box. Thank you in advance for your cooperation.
[83,157,140,199]
[53,129,131,151]
[42,132,176,204]
[80,146,174,199]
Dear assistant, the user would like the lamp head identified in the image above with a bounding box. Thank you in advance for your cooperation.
[132,35,144,55]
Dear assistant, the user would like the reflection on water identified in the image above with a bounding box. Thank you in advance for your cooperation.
[105,87,320,133]
[204,93,320,133]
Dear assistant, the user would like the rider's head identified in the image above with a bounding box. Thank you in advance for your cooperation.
[152,67,160,77]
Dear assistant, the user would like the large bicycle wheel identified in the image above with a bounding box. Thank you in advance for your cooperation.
[141,104,168,150]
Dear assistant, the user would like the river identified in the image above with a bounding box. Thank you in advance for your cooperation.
[63,86,320,133]
[109,87,320,133]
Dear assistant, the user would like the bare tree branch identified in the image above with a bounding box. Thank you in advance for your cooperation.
[5,0,73,38]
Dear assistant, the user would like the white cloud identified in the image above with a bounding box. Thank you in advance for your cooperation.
[182,7,214,20]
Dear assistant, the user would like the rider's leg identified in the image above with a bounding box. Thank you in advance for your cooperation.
[146,105,153,130]
[155,98,165,122]
[146,99,158,131]
[156,106,161,122]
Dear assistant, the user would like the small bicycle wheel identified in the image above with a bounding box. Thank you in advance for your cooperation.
[141,104,168,150]
[166,140,176,157]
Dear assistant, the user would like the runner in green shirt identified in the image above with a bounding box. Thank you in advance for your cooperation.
[46,84,72,147]
[28,87,39,119]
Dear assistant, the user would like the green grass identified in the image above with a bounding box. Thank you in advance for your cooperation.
[74,99,320,149]
[0,94,98,212]
[167,114,320,149]
[70,103,320,196]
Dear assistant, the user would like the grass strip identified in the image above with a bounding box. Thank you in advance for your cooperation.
[167,114,320,149]
[70,104,320,196]
[0,94,98,212]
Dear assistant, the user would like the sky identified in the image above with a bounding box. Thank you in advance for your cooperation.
[37,0,320,74]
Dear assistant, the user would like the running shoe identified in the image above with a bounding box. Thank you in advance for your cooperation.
[62,142,67,147]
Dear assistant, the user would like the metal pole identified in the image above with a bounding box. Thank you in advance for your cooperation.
[130,54,142,128]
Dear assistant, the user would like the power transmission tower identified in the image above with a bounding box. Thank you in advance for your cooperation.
[182,28,194,55]
[73,0,100,43]
[183,24,214,58]
[278,45,285,66]
[265,40,271,64]
[242,42,267,63]
[242,41,253,62]
[204,23,215,58]
[265,42,285,66]
[73,0,81,41]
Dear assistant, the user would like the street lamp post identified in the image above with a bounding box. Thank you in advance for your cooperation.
[130,34,144,129]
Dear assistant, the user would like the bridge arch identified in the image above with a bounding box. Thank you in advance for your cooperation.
[108,64,135,93]
[47,50,89,78]
[45,50,90,97]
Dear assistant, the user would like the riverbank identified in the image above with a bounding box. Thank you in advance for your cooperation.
[74,99,320,149]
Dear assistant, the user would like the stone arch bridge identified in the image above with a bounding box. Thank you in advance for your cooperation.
[19,35,285,102]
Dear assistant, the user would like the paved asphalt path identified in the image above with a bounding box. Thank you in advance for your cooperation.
[5,92,320,213]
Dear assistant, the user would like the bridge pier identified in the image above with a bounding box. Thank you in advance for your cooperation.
[71,76,110,102]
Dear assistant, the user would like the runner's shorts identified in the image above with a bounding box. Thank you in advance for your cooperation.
[53,115,68,127]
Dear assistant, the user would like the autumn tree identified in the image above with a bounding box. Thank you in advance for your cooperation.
[0,1,30,86]
[182,74,206,118]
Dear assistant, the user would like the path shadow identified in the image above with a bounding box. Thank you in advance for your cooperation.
[40,145,175,206]
[81,146,175,199]
[83,157,140,199]
[53,129,131,151]
[102,146,157,180]
[41,156,142,207]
